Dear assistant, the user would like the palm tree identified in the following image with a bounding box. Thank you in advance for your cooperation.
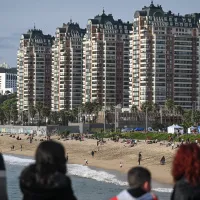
[141,101,153,112]
[131,105,138,113]
[83,102,95,122]
[59,110,66,125]
[131,104,139,121]
[0,107,6,124]
[51,111,59,125]
[35,102,43,125]
[175,105,184,116]
[10,104,18,124]
[165,99,174,114]
[41,106,51,125]
[29,105,36,125]
[165,99,175,124]
[92,101,102,123]
[21,110,28,124]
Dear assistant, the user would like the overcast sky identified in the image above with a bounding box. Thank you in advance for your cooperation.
[0,0,199,67]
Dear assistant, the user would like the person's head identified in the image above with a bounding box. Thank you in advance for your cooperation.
[35,140,67,176]
[128,167,151,192]
[172,143,200,185]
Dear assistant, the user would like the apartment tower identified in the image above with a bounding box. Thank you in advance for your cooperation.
[51,22,85,111]
[82,10,132,108]
[129,1,200,109]
[17,28,54,113]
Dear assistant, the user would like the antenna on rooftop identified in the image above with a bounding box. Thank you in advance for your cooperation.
[34,23,36,29]
[103,7,105,14]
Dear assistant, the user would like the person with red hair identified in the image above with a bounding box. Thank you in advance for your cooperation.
[171,143,200,200]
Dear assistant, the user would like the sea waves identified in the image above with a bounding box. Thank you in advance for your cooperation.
[3,154,172,193]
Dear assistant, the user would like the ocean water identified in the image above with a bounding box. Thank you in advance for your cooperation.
[4,154,172,200]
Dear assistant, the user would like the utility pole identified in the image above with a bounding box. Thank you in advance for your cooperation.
[115,106,117,132]
[104,107,106,133]
[191,102,195,125]
[22,111,24,125]
[160,106,163,124]
[115,104,121,132]
[145,107,148,132]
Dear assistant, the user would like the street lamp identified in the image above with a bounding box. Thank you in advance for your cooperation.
[145,107,148,132]
[160,106,163,125]
[104,106,106,133]
[115,104,122,132]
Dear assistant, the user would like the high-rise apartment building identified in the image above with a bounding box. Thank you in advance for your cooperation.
[82,10,132,108]
[17,28,54,113]
[129,2,200,109]
[51,22,85,111]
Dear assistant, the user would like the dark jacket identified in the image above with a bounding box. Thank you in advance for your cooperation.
[171,177,200,200]
[20,164,77,200]
[0,153,8,200]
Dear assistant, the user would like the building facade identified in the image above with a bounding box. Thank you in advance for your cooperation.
[0,73,17,94]
[129,2,200,109]
[17,28,54,113]
[51,22,85,111]
[82,10,132,108]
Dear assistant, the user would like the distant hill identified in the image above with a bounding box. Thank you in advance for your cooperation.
[0,67,17,74]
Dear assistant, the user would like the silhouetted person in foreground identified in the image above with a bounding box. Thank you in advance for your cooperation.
[110,166,158,200]
[171,143,200,200]
[19,140,77,200]
[0,153,8,200]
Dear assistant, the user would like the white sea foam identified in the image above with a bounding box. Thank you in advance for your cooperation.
[152,188,173,193]
[3,154,172,192]
[3,154,34,165]
[68,164,127,186]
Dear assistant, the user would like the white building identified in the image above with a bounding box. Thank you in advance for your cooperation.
[51,22,85,111]
[82,10,132,108]
[129,2,200,109]
[17,28,54,113]
[0,73,17,94]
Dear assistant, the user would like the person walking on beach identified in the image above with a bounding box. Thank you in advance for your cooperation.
[21,145,22,151]
[138,152,142,165]
[171,143,200,200]
[91,151,94,158]
[110,166,158,200]
[0,153,8,200]
[66,153,68,163]
[84,159,88,165]
[19,140,77,200]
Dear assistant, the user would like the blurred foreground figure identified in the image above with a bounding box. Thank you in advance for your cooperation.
[110,166,158,200]
[19,141,77,200]
[171,143,200,200]
[0,153,8,200]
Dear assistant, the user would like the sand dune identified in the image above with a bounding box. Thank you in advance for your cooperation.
[0,134,175,185]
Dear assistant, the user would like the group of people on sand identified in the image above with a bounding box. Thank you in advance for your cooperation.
[1,140,200,199]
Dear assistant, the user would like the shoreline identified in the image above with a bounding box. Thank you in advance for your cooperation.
[0,135,174,185]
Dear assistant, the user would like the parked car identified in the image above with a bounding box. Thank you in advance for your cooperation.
[134,127,145,131]
[121,128,134,133]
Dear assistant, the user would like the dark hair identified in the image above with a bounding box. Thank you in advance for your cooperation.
[35,141,67,182]
[172,143,200,185]
[128,167,151,188]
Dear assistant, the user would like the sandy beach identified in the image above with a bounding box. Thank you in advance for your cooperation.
[0,134,175,185]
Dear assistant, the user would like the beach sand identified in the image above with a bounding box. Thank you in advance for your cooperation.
[0,134,175,185]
